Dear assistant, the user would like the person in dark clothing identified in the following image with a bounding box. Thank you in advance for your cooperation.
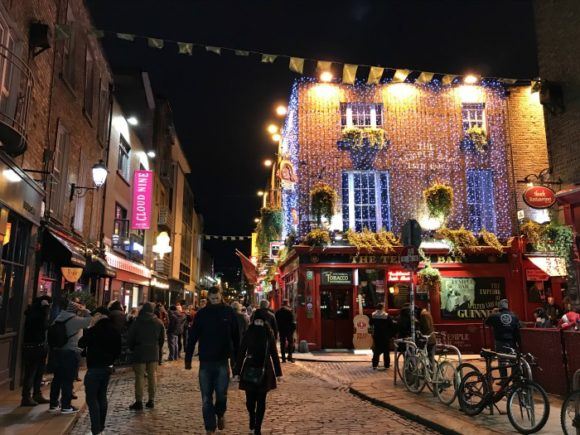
[485,299,520,378]
[419,308,437,366]
[185,287,240,435]
[175,304,187,358]
[21,296,52,406]
[167,306,179,361]
[154,302,169,364]
[369,303,395,369]
[107,301,126,334]
[544,296,562,325]
[233,309,282,435]
[275,299,296,363]
[232,302,249,344]
[251,300,278,340]
[78,307,121,435]
[533,307,553,328]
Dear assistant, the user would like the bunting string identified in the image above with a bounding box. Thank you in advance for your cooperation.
[203,234,252,241]
[74,26,534,86]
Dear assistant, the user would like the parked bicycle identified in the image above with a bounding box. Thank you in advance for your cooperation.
[561,368,580,435]
[458,348,549,434]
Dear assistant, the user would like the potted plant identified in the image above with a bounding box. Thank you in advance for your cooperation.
[461,126,489,153]
[417,265,441,290]
[337,127,389,170]
[304,228,331,247]
[423,183,454,222]
[310,184,337,226]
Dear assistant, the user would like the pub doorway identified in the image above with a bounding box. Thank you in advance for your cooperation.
[320,287,353,349]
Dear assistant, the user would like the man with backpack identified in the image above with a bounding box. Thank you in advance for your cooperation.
[48,299,92,414]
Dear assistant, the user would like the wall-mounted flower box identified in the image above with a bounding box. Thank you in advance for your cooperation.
[460,126,491,153]
[336,127,389,170]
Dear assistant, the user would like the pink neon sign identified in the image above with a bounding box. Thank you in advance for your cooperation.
[131,170,153,230]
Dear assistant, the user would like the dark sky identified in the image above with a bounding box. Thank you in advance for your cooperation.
[87,0,538,279]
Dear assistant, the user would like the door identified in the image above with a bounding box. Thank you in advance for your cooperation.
[321,287,353,349]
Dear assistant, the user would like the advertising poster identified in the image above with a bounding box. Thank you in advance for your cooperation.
[440,277,505,319]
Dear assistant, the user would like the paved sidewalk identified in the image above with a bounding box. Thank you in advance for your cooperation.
[292,351,482,363]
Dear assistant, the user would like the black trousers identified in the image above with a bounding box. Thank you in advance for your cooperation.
[245,390,267,431]
[21,346,47,399]
[279,333,294,361]
[372,346,390,368]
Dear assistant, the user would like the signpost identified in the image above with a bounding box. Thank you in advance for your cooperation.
[400,219,423,342]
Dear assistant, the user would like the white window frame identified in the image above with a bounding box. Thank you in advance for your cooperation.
[341,103,383,128]
[51,123,70,220]
[461,102,486,131]
[344,171,389,231]
[117,136,131,181]
[73,149,88,232]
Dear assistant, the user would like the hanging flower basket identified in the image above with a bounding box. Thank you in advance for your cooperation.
[337,128,389,170]
[460,126,490,153]
[423,183,454,221]
[310,184,337,226]
[417,266,441,291]
[304,228,331,247]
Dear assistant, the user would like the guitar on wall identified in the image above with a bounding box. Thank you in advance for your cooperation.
[353,295,373,349]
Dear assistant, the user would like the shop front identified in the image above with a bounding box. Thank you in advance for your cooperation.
[84,255,117,306]
[280,243,537,352]
[106,252,151,310]
[149,274,170,305]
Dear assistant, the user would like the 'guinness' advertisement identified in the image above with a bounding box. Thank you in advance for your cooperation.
[321,270,353,285]
[440,277,505,319]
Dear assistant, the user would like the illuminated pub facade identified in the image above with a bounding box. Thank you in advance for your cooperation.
[274,78,570,351]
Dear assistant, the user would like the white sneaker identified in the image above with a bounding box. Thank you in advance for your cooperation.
[48,406,60,414]
[60,406,79,415]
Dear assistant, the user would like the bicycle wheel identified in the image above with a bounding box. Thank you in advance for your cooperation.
[457,369,489,416]
[507,380,550,434]
[395,351,406,382]
[457,362,480,378]
[403,355,426,394]
[561,390,580,435]
[435,360,459,405]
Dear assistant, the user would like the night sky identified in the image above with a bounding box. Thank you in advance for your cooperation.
[87,0,538,281]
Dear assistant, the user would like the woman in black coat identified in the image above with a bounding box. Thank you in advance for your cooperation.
[234,309,282,435]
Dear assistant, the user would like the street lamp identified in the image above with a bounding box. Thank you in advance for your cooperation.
[320,71,333,83]
[267,124,278,134]
[271,133,281,142]
[70,160,108,201]
[275,105,287,116]
[257,190,264,196]
[254,218,260,223]
[264,159,273,167]
[463,74,479,85]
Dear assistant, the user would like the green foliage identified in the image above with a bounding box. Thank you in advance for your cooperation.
[465,126,488,153]
[436,226,478,256]
[520,220,546,250]
[260,207,283,241]
[478,229,505,255]
[310,184,337,225]
[346,228,400,253]
[71,290,97,312]
[423,183,454,220]
[304,228,331,247]
[341,127,387,149]
[545,223,574,258]
[418,266,441,288]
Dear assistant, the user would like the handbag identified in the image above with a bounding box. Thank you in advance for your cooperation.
[241,329,269,385]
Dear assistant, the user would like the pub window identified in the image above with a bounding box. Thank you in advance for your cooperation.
[466,169,496,232]
[340,103,383,128]
[117,136,131,181]
[113,203,129,250]
[461,102,485,131]
[342,171,391,232]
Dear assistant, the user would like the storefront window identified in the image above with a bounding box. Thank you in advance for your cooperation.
[357,269,385,309]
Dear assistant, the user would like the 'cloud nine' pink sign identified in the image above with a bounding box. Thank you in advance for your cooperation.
[131,170,153,230]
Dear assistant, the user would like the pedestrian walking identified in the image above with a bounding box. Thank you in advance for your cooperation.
[20,296,51,406]
[369,303,395,370]
[275,299,296,363]
[127,302,165,410]
[484,299,520,379]
[154,302,169,365]
[251,300,278,339]
[175,304,187,358]
[48,299,92,414]
[107,300,127,334]
[167,305,179,360]
[78,307,122,435]
[234,309,282,435]
[232,302,249,344]
[185,286,240,435]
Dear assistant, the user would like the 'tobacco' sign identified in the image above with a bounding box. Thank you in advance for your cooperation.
[523,185,556,209]
[131,170,153,230]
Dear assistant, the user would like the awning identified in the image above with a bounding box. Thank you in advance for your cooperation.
[43,230,86,268]
[86,255,116,278]
[528,256,567,277]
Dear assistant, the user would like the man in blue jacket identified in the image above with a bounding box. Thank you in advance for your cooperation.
[185,287,239,435]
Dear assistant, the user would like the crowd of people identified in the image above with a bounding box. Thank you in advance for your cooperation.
[19,287,296,435]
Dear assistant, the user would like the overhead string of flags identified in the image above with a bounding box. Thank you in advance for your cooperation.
[203,235,252,241]
[60,26,536,86]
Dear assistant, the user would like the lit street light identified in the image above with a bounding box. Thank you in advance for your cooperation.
[276,105,287,116]
[320,71,333,82]
[272,133,281,142]
[267,124,278,134]
[257,190,264,196]
[264,159,273,167]
[254,218,260,223]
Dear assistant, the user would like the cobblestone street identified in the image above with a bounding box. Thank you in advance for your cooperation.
[71,360,436,434]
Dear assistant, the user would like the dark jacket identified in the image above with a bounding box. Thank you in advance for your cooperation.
[397,306,413,338]
[252,308,278,339]
[185,303,240,364]
[234,322,282,393]
[154,304,169,328]
[108,302,127,334]
[235,312,249,344]
[78,317,122,368]
[175,311,187,335]
[275,306,296,336]
[167,310,178,334]
[485,308,521,345]
[544,302,561,323]
[127,303,165,363]
[23,298,51,345]
[370,310,395,347]
[419,310,436,345]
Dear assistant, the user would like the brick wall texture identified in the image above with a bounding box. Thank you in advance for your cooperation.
[534,0,580,186]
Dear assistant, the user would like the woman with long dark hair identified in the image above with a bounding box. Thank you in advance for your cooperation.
[234,308,282,435]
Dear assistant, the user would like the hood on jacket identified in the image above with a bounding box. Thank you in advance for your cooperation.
[109,300,123,312]
[140,302,154,315]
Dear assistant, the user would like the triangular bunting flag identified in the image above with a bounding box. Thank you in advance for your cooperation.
[289,57,304,74]
[222,236,227,240]
[391,69,411,83]
[204,235,210,240]
[367,66,384,85]
[342,64,358,84]
[261,54,277,63]
[206,46,221,55]
[235,50,250,56]
[442,75,457,86]
[416,71,435,84]
[177,42,193,55]
[317,60,332,72]
[148,38,164,49]
[55,24,72,40]
[117,33,135,42]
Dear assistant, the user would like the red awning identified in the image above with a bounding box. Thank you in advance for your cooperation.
[528,256,567,277]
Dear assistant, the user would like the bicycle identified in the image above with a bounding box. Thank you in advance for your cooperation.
[401,332,462,405]
[561,369,580,435]
[458,348,549,434]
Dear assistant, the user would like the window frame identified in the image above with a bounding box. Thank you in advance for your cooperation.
[340,102,383,128]
[61,4,76,87]
[342,170,391,232]
[83,46,95,118]
[50,122,70,221]
[117,135,131,182]
[461,102,486,131]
